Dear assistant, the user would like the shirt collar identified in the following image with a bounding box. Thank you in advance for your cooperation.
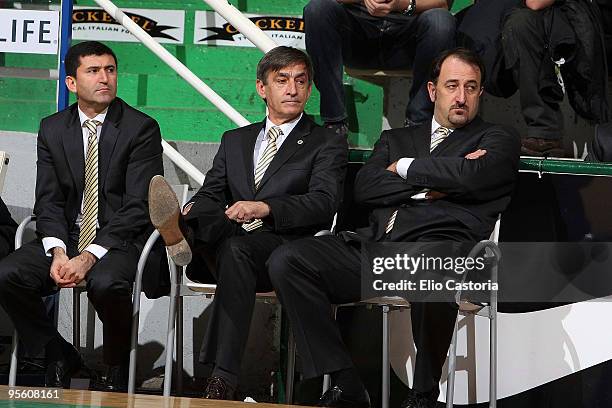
[78,106,108,127]
[431,117,455,136]
[264,113,303,138]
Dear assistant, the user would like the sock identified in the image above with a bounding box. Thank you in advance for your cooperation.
[330,366,367,397]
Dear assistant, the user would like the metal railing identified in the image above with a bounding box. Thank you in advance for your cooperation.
[93,0,279,186]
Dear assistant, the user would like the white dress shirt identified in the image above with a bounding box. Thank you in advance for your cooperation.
[253,113,302,171]
[395,118,455,199]
[42,107,109,259]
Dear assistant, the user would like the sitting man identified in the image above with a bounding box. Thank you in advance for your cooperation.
[148,46,348,400]
[500,0,609,156]
[0,197,17,259]
[267,48,520,408]
[0,41,164,391]
[303,0,456,134]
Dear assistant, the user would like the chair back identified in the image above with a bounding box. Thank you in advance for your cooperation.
[0,151,10,194]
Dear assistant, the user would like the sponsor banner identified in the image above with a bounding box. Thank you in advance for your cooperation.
[0,9,59,54]
[72,7,184,44]
[194,11,304,49]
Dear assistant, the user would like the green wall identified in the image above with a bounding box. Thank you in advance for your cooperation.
[0,0,472,147]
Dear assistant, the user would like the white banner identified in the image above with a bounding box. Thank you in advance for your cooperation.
[0,9,59,54]
[194,11,305,49]
[72,7,184,44]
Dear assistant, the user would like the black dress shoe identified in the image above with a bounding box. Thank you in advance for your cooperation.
[521,137,565,157]
[45,346,83,388]
[93,365,128,392]
[317,385,371,408]
[400,388,439,408]
[203,376,235,400]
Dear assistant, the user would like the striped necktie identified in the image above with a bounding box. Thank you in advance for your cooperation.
[430,126,451,152]
[243,126,282,232]
[385,126,452,234]
[78,119,101,252]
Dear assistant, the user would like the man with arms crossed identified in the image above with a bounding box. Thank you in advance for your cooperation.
[0,41,163,391]
[148,46,348,400]
[267,48,520,408]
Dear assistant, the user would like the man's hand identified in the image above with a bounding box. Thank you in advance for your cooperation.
[386,161,399,174]
[182,202,194,216]
[465,149,487,160]
[58,252,97,288]
[49,247,70,286]
[425,190,448,200]
[525,0,555,11]
[225,201,271,223]
[364,0,398,17]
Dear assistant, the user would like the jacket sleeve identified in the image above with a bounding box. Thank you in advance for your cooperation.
[405,125,520,202]
[263,132,348,231]
[34,121,71,243]
[0,198,16,257]
[189,131,230,208]
[354,131,422,207]
[94,117,164,248]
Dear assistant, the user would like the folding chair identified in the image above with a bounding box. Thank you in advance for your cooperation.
[445,217,502,408]
[128,184,189,396]
[131,208,336,399]
[322,297,410,408]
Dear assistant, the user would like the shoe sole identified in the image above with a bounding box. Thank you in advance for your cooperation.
[148,175,192,266]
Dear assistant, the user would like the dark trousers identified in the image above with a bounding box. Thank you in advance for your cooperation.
[0,239,138,365]
[185,199,291,386]
[304,0,456,124]
[502,7,564,140]
[267,235,458,393]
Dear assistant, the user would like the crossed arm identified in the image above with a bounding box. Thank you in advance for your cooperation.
[354,126,520,207]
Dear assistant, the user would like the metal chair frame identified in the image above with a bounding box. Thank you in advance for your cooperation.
[445,217,501,408]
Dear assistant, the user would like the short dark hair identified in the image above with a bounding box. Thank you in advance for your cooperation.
[65,41,118,78]
[430,47,485,86]
[256,46,313,84]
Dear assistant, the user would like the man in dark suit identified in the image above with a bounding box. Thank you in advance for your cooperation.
[267,48,520,408]
[0,197,17,259]
[0,41,163,391]
[148,46,348,400]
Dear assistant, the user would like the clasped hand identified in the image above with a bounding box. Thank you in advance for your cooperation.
[337,0,403,17]
[386,149,487,200]
[49,248,97,288]
[225,201,271,223]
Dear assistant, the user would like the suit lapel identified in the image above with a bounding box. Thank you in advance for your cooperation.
[99,98,122,189]
[63,106,85,198]
[242,121,264,195]
[413,120,432,158]
[431,117,485,157]
[257,115,312,192]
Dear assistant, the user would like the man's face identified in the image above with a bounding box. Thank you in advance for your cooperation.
[65,54,117,112]
[256,63,312,124]
[427,56,483,129]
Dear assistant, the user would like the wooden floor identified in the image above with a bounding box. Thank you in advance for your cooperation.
[0,386,312,408]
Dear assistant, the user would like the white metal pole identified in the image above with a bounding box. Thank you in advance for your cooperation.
[93,0,255,185]
[203,0,277,53]
[162,140,206,186]
[94,0,250,128]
